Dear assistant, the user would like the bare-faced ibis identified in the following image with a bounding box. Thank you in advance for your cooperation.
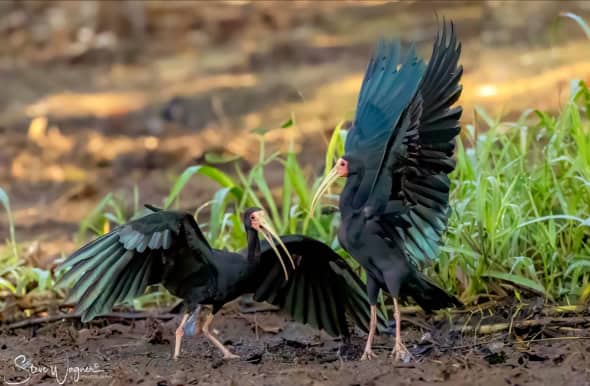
[311,22,463,361]
[57,206,383,360]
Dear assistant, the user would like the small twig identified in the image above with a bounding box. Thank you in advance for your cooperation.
[400,317,432,330]
[452,317,589,335]
[519,336,590,344]
[3,312,177,330]
[399,305,422,314]
[442,335,590,352]
[553,326,587,334]
[542,304,588,315]
[239,304,280,314]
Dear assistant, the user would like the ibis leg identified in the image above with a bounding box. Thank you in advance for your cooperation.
[391,297,411,361]
[202,313,240,360]
[174,313,189,360]
[196,314,204,334]
[360,305,377,360]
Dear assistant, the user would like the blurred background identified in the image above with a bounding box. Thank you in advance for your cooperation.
[1,0,589,266]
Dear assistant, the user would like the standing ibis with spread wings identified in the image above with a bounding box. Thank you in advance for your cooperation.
[311,21,463,361]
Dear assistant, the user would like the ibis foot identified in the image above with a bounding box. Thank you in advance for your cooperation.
[222,352,240,360]
[390,341,412,363]
[361,349,377,361]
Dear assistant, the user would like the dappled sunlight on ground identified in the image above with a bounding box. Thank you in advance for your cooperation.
[25,73,258,119]
[26,91,148,119]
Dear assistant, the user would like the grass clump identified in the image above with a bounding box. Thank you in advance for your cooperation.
[440,83,590,303]
[0,188,56,314]
[0,187,20,297]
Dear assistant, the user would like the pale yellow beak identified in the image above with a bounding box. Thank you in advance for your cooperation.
[253,212,296,281]
[309,164,340,216]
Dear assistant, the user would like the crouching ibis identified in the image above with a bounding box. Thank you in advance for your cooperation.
[57,206,384,360]
[311,21,463,361]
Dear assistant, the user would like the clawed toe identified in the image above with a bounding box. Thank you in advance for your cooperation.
[390,343,412,362]
[361,350,377,361]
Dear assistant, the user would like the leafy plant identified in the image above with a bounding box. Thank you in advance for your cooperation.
[0,187,58,309]
[439,81,590,302]
[0,187,21,297]
[0,187,18,260]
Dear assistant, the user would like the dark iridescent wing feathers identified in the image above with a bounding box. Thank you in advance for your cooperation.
[252,235,389,337]
[345,39,425,170]
[358,21,463,265]
[56,209,215,322]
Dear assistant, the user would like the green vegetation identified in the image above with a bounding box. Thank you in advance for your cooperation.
[0,187,19,295]
[0,188,55,310]
[440,82,590,303]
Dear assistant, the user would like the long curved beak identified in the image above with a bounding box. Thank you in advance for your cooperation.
[310,164,340,216]
[256,215,296,281]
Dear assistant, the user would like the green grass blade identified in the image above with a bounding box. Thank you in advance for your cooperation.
[0,187,18,259]
[209,187,240,241]
[77,192,113,241]
[518,215,588,228]
[284,150,311,209]
[324,121,346,175]
[484,271,545,295]
[0,277,17,293]
[164,165,239,209]
[253,166,281,229]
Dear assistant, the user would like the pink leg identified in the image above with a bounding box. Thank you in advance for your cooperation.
[391,297,411,361]
[174,313,189,360]
[202,313,239,360]
[361,305,377,360]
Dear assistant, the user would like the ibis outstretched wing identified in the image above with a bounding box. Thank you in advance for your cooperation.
[252,235,389,337]
[57,208,216,322]
[364,21,463,265]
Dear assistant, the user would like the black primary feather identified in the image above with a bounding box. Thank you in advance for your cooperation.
[345,38,426,172]
[57,210,216,322]
[251,235,389,337]
[359,20,463,266]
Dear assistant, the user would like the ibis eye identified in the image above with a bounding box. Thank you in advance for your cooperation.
[250,215,255,220]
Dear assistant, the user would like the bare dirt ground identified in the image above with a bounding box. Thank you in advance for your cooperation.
[2,302,590,385]
[2,1,590,385]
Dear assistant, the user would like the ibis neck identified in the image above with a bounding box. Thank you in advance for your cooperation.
[246,229,261,265]
[340,168,371,215]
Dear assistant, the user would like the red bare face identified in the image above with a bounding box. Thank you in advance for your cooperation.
[336,158,348,177]
[249,210,264,231]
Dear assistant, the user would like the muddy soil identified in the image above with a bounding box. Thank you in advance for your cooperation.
[1,303,590,386]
